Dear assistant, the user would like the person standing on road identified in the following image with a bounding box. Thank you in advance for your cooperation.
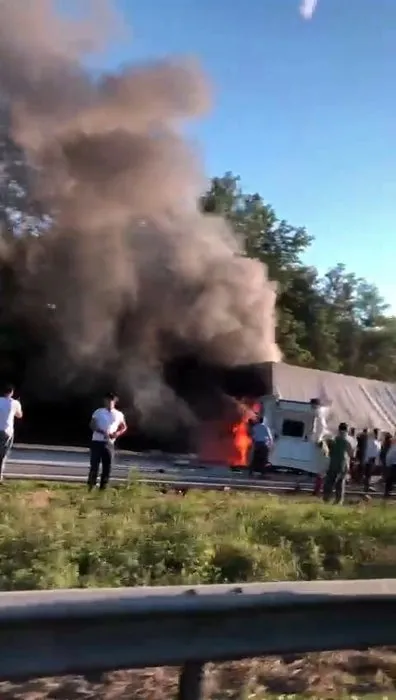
[248,411,273,476]
[347,427,358,482]
[348,427,357,455]
[355,428,368,482]
[383,435,396,499]
[87,392,127,491]
[380,432,392,479]
[323,422,354,505]
[0,384,23,482]
[363,428,381,493]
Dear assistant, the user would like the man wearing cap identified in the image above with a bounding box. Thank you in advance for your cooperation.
[87,392,127,491]
[323,422,354,505]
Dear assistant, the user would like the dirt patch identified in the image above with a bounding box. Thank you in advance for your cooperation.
[24,490,53,510]
[1,649,396,698]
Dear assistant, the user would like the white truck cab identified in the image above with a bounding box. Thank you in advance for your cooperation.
[259,395,330,476]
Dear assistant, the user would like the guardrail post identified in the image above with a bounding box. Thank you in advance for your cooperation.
[177,661,205,700]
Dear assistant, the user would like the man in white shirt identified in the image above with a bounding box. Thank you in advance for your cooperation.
[0,384,23,481]
[87,392,127,490]
[363,428,381,493]
[248,412,273,476]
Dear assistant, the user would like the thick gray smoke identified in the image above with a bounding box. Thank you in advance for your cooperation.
[0,0,279,428]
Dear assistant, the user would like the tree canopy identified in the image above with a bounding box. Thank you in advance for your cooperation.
[202,173,394,381]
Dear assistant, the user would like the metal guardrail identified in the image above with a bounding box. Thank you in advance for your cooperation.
[2,580,396,699]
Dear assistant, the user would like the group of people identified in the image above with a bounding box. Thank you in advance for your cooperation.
[0,385,127,490]
[319,423,396,504]
[2,381,396,503]
[246,407,396,505]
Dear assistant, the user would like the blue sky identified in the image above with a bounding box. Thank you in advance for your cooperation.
[95,0,395,310]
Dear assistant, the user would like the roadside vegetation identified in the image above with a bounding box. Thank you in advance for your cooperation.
[1,480,396,698]
[1,479,396,589]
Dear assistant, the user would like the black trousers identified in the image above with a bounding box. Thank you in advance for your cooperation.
[248,442,269,475]
[363,457,376,493]
[0,431,13,479]
[384,463,396,498]
[88,441,115,490]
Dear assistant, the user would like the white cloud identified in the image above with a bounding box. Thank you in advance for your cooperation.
[300,0,319,19]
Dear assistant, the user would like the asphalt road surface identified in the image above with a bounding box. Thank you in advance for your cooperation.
[7,445,301,491]
[3,444,387,498]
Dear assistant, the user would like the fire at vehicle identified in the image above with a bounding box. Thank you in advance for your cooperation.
[164,358,268,468]
[197,398,260,468]
[166,358,396,477]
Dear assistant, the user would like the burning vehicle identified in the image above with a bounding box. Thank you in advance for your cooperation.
[171,359,396,478]
[196,397,260,469]
[165,359,334,476]
[194,391,330,476]
[164,358,268,468]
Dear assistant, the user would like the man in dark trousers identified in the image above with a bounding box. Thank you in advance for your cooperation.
[380,432,392,479]
[248,411,273,476]
[323,422,354,505]
[383,437,396,498]
[355,427,368,483]
[87,392,127,491]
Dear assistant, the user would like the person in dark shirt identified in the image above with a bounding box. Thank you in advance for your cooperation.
[380,432,392,479]
[355,428,368,483]
[323,422,353,505]
[384,436,396,498]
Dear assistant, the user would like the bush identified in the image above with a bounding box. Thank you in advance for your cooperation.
[0,482,394,590]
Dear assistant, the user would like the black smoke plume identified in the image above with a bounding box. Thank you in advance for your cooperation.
[0,0,278,437]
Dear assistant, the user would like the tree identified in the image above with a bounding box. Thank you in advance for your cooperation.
[358,320,396,380]
[203,173,396,381]
[0,103,49,239]
[203,173,312,279]
[279,266,340,371]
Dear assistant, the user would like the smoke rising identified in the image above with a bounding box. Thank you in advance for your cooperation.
[0,0,279,430]
[300,0,319,19]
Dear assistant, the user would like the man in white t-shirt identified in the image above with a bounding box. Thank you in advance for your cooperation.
[363,428,381,493]
[0,384,23,481]
[87,392,127,490]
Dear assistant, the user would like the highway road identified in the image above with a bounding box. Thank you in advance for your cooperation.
[6,444,305,492]
[3,443,386,498]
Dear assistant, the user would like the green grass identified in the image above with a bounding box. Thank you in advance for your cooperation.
[1,481,396,698]
[0,479,395,590]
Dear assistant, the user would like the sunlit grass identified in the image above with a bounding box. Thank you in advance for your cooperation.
[0,480,395,590]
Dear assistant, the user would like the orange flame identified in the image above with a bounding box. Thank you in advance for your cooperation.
[197,398,260,467]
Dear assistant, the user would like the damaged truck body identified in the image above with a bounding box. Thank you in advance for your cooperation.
[179,362,396,477]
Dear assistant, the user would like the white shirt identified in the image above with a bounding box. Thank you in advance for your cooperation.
[365,437,381,462]
[91,408,125,443]
[0,397,22,437]
[252,418,273,444]
[311,406,329,443]
[348,436,357,454]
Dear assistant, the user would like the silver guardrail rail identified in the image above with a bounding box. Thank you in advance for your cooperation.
[1,579,396,699]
